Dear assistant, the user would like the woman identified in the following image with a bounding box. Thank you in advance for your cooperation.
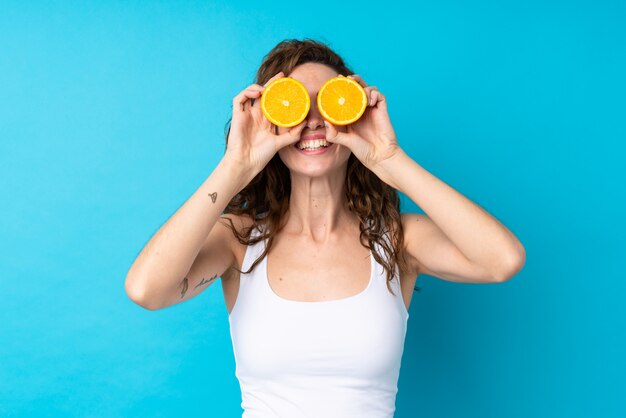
[125,39,525,417]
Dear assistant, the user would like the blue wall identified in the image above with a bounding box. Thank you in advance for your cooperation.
[1,1,624,417]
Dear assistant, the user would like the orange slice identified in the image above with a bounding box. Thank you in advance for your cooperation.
[260,77,310,128]
[317,76,367,126]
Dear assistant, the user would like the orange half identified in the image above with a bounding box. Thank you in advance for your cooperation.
[260,77,310,128]
[317,76,367,126]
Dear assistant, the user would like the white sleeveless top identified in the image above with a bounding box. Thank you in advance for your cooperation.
[228,224,410,418]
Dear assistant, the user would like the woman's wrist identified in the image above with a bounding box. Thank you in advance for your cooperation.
[218,157,256,192]
[371,147,408,190]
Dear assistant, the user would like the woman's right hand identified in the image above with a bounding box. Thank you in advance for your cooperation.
[224,71,307,177]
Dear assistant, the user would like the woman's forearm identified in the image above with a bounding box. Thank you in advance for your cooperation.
[378,149,525,278]
[125,158,247,305]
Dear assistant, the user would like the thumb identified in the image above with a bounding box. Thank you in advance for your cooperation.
[324,121,347,146]
[276,120,307,149]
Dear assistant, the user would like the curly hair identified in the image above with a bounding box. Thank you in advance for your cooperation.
[221,38,420,295]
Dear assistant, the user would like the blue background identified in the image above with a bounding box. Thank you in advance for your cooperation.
[1,1,624,417]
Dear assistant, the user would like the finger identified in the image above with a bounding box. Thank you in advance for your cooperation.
[365,86,379,106]
[250,73,285,110]
[233,85,263,108]
[263,71,285,88]
[247,84,264,91]
[245,86,265,111]
[234,88,263,112]
[324,120,344,146]
[276,120,307,149]
[251,87,264,109]
[347,74,369,88]
[374,91,387,109]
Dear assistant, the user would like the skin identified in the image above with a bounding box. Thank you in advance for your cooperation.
[276,63,358,241]
[170,62,526,311]
[179,274,219,299]
[271,62,526,286]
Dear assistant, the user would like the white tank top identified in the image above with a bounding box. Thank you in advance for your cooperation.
[228,223,410,418]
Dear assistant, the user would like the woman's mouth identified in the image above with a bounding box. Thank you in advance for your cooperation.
[294,139,334,155]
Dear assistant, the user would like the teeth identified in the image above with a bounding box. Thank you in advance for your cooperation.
[296,139,329,150]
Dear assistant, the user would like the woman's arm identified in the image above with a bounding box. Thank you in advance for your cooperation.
[323,74,525,283]
[124,158,247,310]
[125,72,305,310]
[381,150,526,283]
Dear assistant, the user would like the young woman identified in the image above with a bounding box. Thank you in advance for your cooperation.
[125,38,525,417]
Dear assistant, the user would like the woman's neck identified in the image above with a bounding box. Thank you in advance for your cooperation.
[283,173,356,243]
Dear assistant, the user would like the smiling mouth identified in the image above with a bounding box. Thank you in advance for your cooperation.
[294,139,332,151]
[295,131,329,150]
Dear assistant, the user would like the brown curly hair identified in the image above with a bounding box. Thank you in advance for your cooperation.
[221,38,420,295]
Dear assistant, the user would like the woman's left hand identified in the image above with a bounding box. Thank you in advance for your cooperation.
[324,75,404,174]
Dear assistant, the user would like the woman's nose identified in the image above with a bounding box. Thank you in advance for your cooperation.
[305,102,325,130]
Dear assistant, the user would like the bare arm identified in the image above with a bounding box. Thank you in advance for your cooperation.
[124,159,249,310]
[125,71,306,311]
[323,75,525,282]
[383,151,525,282]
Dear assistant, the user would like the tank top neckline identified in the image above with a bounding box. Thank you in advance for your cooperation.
[261,235,376,305]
